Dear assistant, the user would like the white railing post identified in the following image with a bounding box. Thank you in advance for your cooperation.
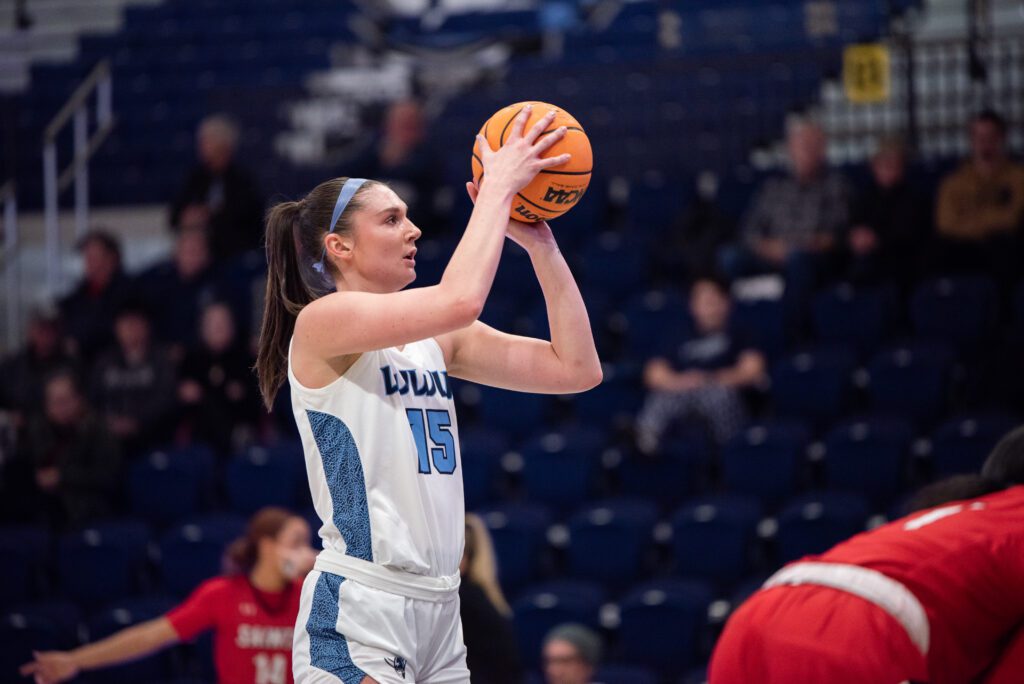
[2,186,18,351]
[74,106,89,239]
[41,60,115,299]
[43,141,61,296]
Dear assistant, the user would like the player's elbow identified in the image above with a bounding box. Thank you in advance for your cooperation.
[446,291,485,329]
[573,361,604,392]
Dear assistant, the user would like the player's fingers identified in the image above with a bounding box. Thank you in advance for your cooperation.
[465,181,479,204]
[536,153,571,170]
[532,126,567,155]
[524,109,558,144]
[508,103,533,141]
[475,134,494,157]
[19,661,39,675]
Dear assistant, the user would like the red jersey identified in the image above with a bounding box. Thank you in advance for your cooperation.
[805,485,1024,684]
[166,575,303,684]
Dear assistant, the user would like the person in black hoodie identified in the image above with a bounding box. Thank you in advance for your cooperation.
[460,513,523,684]
[178,301,258,454]
[170,114,264,262]
[845,138,930,286]
[90,301,176,456]
[0,306,78,421]
[58,230,129,363]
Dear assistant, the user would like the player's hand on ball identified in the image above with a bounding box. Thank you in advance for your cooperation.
[465,181,555,252]
[20,651,79,684]
[475,104,570,195]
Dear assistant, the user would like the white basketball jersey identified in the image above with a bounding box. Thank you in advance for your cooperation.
[288,338,465,594]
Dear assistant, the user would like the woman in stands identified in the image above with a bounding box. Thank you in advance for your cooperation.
[253,105,600,683]
[21,507,315,684]
[710,427,1024,684]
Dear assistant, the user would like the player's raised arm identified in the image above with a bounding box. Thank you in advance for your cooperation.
[437,182,602,395]
[257,105,571,406]
[20,618,178,684]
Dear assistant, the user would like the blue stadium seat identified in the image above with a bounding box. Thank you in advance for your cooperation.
[478,503,551,594]
[930,413,1018,478]
[617,579,713,673]
[617,289,691,361]
[460,426,511,509]
[671,495,761,586]
[594,664,658,684]
[566,499,658,587]
[617,429,711,507]
[226,444,303,515]
[730,298,787,359]
[128,445,215,527]
[775,493,869,563]
[822,417,914,503]
[770,348,856,425]
[87,596,178,682]
[682,667,710,684]
[519,426,605,510]
[513,580,605,670]
[474,385,551,434]
[581,231,647,292]
[812,284,896,355]
[57,521,151,609]
[157,514,247,598]
[0,526,49,608]
[569,364,644,427]
[867,344,954,425]
[0,603,80,682]
[721,421,810,504]
[911,276,998,351]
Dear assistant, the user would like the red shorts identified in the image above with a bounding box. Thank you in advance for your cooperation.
[709,584,929,684]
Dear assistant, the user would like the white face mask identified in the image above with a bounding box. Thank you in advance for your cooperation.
[278,545,316,580]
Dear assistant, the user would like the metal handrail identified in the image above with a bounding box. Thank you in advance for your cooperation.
[1,180,19,350]
[42,59,116,296]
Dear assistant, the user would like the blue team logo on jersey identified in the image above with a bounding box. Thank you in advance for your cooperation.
[381,366,452,399]
[385,655,407,678]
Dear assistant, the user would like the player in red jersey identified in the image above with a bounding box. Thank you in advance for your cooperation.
[710,426,1024,684]
[21,507,315,684]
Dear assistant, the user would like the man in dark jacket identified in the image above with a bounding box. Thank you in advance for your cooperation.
[170,114,264,262]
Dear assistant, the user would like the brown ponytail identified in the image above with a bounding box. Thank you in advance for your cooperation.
[224,506,295,576]
[255,177,380,409]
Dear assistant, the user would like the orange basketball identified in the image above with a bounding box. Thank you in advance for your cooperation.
[471,101,593,222]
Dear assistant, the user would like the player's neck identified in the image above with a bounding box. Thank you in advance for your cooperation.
[249,562,287,592]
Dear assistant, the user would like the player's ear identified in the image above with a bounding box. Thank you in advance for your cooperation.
[325,233,354,264]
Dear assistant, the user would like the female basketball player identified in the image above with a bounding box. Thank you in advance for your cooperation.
[253,105,602,683]
[21,507,315,684]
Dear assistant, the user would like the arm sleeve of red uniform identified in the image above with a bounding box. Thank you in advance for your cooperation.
[165,578,224,641]
[982,625,1024,684]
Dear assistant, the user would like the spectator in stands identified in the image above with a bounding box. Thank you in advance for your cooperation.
[0,305,77,421]
[90,301,176,455]
[934,110,1024,287]
[719,119,850,298]
[656,171,736,286]
[140,226,216,356]
[542,624,602,684]
[22,507,316,684]
[350,100,445,232]
[845,137,930,286]
[21,371,120,529]
[460,513,523,684]
[58,229,128,363]
[170,114,264,262]
[178,301,258,454]
[636,276,766,452]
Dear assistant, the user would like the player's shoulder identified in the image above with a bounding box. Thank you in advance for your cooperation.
[191,574,248,599]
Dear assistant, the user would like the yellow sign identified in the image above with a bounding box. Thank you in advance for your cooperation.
[844,44,891,103]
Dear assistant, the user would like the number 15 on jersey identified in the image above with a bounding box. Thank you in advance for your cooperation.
[406,408,457,475]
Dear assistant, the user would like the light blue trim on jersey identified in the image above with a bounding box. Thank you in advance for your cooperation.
[307,572,368,683]
[305,410,373,562]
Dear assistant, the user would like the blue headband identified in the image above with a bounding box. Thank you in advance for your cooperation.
[313,178,368,274]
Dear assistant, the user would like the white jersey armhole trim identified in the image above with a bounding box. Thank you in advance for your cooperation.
[287,337,370,396]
